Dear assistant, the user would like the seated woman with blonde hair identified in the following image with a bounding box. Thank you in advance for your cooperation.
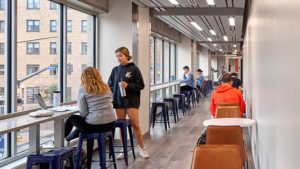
[65,67,116,141]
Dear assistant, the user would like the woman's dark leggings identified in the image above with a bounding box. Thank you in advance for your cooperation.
[65,115,115,140]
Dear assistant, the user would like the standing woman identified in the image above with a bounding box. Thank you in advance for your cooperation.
[108,47,149,159]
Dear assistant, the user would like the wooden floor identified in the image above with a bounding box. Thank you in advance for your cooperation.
[92,97,255,169]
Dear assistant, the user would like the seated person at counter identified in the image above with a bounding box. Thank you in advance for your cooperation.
[180,66,195,92]
[230,72,242,90]
[210,73,245,117]
[65,67,116,141]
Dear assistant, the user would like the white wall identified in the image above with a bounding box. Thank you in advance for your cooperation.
[244,0,300,168]
[177,36,192,77]
[136,6,150,134]
[99,0,132,80]
[198,46,209,77]
[211,55,218,81]
[98,0,150,135]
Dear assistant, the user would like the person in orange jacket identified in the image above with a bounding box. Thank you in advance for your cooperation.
[210,73,246,117]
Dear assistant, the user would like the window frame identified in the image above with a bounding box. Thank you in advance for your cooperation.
[0,42,4,55]
[26,20,40,32]
[67,20,72,32]
[0,20,4,32]
[81,20,87,32]
[50,42,57,54]
[27,0,40,9]
[49,1,57,10]
[81,42,87,55]
[49,20,57,32]
[26,64,40,75]
[26,42,40,55]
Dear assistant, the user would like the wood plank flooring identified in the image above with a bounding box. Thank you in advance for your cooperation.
[92,97,254,169]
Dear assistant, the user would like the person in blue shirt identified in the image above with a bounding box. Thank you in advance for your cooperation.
[196,69,205,89]
[180,66,195,92]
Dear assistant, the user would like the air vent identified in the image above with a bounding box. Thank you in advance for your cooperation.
[188,0,198,6]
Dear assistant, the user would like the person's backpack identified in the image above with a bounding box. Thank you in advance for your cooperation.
[197,130,206,145]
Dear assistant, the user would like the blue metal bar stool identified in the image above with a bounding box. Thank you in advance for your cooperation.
[76,131,116,169]
[150,102,170,131]
[115,119,136,166]
[173,94,186,115]
[163,98,179,123]
[26,147,76,169]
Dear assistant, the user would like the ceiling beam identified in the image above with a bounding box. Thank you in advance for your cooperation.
[152,7,244,16]
[198,41,243,44]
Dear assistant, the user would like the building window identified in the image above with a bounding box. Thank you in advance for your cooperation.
[0,43,4,55]
[50,20,57,32]
[81,64,87,72]
[49,2,57,10]
[49,64,57,76]
[0,65,4,75]
[67,20,72,32]
[27,0,40,9]
[50,42,57,54]
[27,20,40,32]
[0,0,5,10]
[27,42,40,54]
[67,42,72,54]
[26,87,40,104]
[27,64,39,75]
[0,20,4,32]
[81,20,87,32]
[81,42,87,55]
[67,63,73,75]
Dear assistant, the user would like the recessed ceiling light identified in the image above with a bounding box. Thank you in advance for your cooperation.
[223,36,228,41]
[207,38,212,41]
[190,21,203,31]
[169,0,179,5]
[210,30,216,35]
[234,49,237,52]
[213,44,217,46]
[206,0,215,5]
[233,44,237,48]
[219,49,223,52]
[229,17,235,26]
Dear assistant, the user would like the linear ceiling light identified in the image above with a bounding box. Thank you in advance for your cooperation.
[233,44,237,47]
[219,49,223,52]
[223,36,228,41]
[206,0,215,5]
[213,44,217,46]
[207,38,212,41]
[190,21,203,31]
[210,30,216,35]
[169,0,179,5]
[229,17,235,26]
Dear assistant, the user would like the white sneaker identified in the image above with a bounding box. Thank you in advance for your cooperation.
[139,147,150,159]
[116,153,124,160]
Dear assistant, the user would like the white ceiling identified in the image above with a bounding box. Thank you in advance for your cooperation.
[133,0,245,53]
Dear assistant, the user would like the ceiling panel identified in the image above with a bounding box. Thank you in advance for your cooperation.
[133,0,245,53]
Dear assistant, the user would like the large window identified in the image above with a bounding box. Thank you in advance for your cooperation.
[66,7,94,101]
[50,20,57,32]
[27,42,40,54]
[150,36,177,101]
[27,0,40,9]
[27,20,40,32]
[0,0,97,163]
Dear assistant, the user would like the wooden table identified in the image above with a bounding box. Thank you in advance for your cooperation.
[0,108,78,153]
[203,118,256,127]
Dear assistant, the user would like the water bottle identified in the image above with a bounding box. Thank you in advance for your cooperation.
[53,91,61,107]
[118,79,126,97]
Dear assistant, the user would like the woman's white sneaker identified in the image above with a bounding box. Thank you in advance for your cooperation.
[139,147,149,159]
[116,153,124,160]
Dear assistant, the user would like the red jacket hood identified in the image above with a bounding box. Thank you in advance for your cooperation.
[215,84,235,93]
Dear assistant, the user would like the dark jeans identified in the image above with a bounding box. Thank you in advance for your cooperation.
[180,85,195,92]
[65,115,115,141]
